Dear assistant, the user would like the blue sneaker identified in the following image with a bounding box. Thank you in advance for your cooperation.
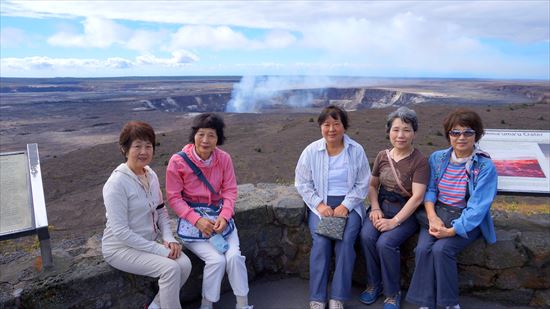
[359,286,382,305]
[382,292,401,309]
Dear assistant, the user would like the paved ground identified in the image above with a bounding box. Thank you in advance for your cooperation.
[185,275,530,309]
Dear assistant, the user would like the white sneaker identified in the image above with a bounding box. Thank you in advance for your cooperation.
[310,301,325,309]
[328,299,344,309]
[236,306,254,309]
[445,305,460,309]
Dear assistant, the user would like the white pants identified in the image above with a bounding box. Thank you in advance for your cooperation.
[184,228,249,302]
[105,247,192,309]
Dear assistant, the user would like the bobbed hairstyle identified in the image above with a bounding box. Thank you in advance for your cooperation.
[386,106,419,133]
[443,108,485,142]
[317,105,349,130]
[188,112,226,145]
[119,121,156,161]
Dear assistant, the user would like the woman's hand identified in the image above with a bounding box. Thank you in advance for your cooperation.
[333,204,349,217]
[374,217,398,232]
[164,241,182,259]
[213,216,228,234]
[317,203,334,217]
[195,217,215,237]
[428,214,444,230]
[429,226,456,239]
[369,208,384,223]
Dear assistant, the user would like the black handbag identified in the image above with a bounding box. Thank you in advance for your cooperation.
[315,216,347,240]
[416,202,463,229]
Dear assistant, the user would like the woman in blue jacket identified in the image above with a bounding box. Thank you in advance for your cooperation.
[406,109,497,309]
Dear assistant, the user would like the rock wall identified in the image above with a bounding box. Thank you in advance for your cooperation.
[1,184,548,308]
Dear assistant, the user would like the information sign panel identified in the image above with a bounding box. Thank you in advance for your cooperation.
[0,152,34,236]
[479,129,550,195]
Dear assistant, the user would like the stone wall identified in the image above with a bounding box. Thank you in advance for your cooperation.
[1,184,548,308]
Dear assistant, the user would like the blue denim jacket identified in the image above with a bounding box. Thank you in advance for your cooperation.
[424,147,497,244]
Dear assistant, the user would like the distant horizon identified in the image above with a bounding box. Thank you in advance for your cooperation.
[1,75,548,82]
[1,1,548,79]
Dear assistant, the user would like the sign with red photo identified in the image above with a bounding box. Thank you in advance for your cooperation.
[479,129,550,195]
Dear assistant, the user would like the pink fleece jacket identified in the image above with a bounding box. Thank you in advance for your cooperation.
[166,144,237,226]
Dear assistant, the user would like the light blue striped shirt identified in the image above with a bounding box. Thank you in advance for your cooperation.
[295,134,371,220]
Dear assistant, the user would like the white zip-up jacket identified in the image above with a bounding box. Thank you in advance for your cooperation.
[102,163,176,258]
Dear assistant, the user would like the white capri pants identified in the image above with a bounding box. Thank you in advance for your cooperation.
[184,228,249,302]
[105,247,192,309]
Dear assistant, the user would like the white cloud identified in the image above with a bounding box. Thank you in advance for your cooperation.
[264,30,296,48]
[1,1,548,78]
[126,29,168,53]
[1,52,198,72]
[169,25,296,50]
[2,1,548,43]
[48,16,130,48]
[136,50,199,65]
[0,27,29,47]
[170,25,253,50]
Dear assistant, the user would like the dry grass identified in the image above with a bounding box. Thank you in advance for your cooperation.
[492,195,550,215]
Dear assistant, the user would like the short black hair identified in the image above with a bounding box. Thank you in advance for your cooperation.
[119,121,155,161]
[188,113,226,145]
[317,105,349,130]
[443,109,485,142]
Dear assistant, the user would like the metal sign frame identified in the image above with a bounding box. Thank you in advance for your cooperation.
[0,144,53,268]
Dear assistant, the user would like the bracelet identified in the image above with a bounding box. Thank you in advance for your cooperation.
[371,208,382,212]
[394,215,401,226]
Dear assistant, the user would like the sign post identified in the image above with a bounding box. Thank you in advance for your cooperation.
[0,143,53,268]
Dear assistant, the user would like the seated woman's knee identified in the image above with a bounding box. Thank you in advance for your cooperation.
[161,258,183,277]
[432,241,455,258]
[207,253,227,268]
[375,234,397,252]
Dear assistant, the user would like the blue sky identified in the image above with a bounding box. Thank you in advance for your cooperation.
[0,1,548,79]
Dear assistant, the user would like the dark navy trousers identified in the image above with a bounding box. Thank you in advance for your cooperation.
[406,227,481,308]
[308,195,362,302]
[359,200,418,297]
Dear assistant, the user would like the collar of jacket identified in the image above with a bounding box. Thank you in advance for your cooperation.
[441,144,491,178]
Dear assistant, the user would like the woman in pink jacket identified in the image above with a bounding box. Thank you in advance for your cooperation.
[166,113,252,309]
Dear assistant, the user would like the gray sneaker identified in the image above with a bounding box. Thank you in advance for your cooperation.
[310,301,325,309]
[328,299,344,309]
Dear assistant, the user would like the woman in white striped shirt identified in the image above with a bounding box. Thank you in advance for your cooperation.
[295,105,371,309]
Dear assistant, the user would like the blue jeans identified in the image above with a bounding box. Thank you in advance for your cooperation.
[308,195,362,302]
[360,200,418,296]
[406,227,481,308]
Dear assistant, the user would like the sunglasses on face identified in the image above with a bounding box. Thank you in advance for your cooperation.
[449,129,476,137]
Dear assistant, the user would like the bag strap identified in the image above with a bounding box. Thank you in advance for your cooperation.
[177,151,218,195]
[385,149,412,197]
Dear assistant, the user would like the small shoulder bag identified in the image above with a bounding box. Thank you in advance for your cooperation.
[175,152,235,242]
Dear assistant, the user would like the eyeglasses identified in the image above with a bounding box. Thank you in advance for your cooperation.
[448,129,476,137]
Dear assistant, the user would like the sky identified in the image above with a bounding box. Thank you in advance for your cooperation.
[0,1,549,79]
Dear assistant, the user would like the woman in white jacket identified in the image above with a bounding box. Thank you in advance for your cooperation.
[102,121,192,309]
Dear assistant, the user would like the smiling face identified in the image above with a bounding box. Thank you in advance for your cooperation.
[194,128,218,160]
[321,115,345,145]
[125,138,153,175]
[389,118,415,151]
[449,125,476,157]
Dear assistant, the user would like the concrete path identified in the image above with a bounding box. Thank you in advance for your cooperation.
[185,275,529,309]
